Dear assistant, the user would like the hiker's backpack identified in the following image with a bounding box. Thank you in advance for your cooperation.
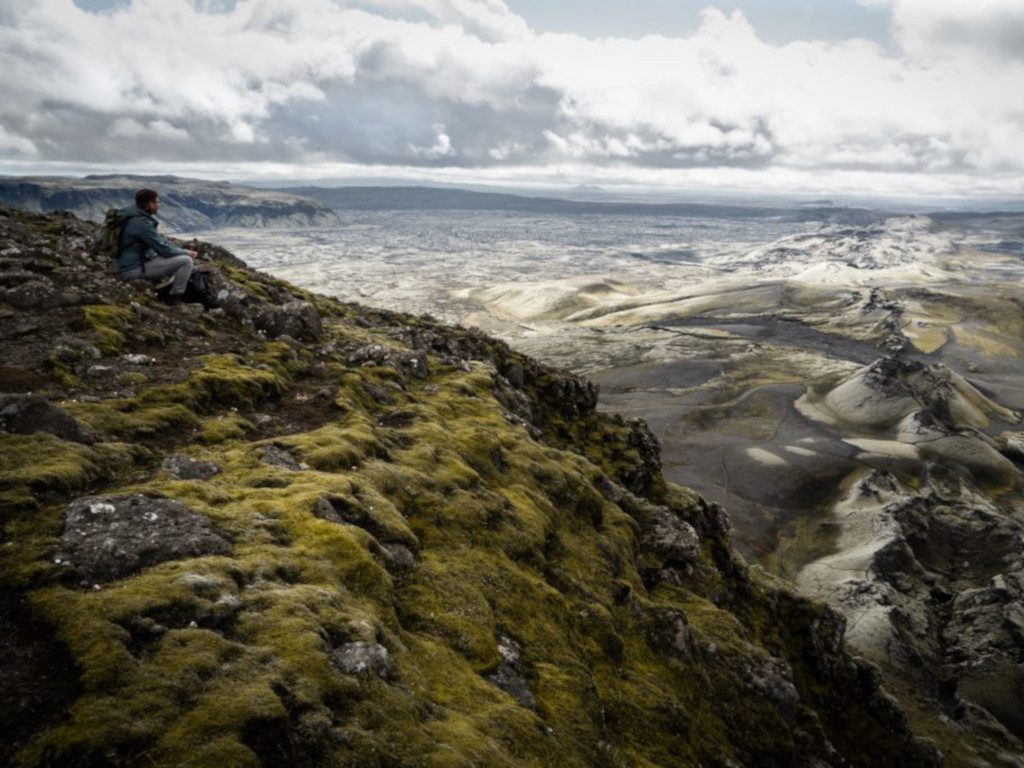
[183,270,216,308]
[98,208,135,262]
[156,270,218,309]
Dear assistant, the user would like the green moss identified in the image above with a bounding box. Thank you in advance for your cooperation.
[0,433,137,519]
[116,372,148,387]
[64,398,198,439]
[221,265,274,302]
[399,552,499,668]
[185,354,288,409]
[79,305,133,355]
[61,349,289,444]
[48,357,82,387]
[281,420,385,472]
[199,413,251,444]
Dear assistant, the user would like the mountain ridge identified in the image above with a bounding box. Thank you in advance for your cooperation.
[0,175,340,233]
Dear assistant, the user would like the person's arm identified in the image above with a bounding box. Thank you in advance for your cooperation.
[135,217,189,258]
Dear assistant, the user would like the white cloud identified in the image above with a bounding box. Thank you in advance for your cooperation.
[409,123,455,157]
[0,0,1022,197]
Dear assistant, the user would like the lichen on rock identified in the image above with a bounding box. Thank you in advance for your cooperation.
[57,494,232,584]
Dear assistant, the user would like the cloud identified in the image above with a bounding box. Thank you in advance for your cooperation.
[0,0,1022,196]
[409,123,455,158]
[0,125,37,156]
[886,0,1024,62]
[109,117,189,140]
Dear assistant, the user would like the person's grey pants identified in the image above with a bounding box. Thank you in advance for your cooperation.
[118,255,194,295]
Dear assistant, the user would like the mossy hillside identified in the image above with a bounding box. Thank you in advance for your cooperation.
[61,343,293,440]
[78,304,134,355]
[0,205,937,768]
[0,433,141,518]
[12,363,922,768]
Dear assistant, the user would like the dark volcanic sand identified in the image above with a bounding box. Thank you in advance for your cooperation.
[596,366,861,560]
[651,315,883,364]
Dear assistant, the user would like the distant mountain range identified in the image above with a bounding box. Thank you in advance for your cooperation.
[0,175,888,230]
[3,175,1022,233]
[0,175,340,232]
[283,184,880,224]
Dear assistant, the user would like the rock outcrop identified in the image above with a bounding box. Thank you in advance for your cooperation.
[57,494,232,584]
[253,299,323,341]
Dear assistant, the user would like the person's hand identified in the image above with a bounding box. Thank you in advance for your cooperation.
[186,249,198,259]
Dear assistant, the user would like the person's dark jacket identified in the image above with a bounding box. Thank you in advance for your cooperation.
[113,205,188,274]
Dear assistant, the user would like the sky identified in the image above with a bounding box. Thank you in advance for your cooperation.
[1,0,1023,199]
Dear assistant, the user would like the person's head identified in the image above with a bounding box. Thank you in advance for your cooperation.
[134,188,159,214]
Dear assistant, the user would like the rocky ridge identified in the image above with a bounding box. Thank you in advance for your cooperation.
[0,175,341,232]
[797,357,1024,766]
[0,205,941,767]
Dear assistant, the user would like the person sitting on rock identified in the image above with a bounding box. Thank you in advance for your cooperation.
[113,188,197,305]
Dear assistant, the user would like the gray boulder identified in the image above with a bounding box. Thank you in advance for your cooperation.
[744,656,801,713]
[57,494,231,584]
[330,641,394,679]
[381,542,416,572]
[0,393,93,443]
[260,444,303,471]
[313,496,345,524]
[161,453,220,480]
[640,505,700,566]
[363,382,395,405]
[254,300,323,341]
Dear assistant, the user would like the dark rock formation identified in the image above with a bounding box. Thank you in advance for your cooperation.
[57,494,231,584]
[380,542,416,571]
[0,594,81,767]
[0,393,93,443]
[801,464,1024,758]
[313,496,345,524]
[254,300,323,341]
[0,279,81,309]
[639,505,701,573]
[645,608,696,660]
[484,635,535,709]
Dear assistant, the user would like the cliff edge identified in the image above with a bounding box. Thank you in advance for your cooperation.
[0,206,939,767]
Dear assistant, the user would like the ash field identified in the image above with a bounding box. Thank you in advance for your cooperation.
[193,194,1024,758]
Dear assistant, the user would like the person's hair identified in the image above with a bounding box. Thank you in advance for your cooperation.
[135,188,158,208]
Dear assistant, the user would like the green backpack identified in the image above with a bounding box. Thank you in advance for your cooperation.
[98,208,139,262]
